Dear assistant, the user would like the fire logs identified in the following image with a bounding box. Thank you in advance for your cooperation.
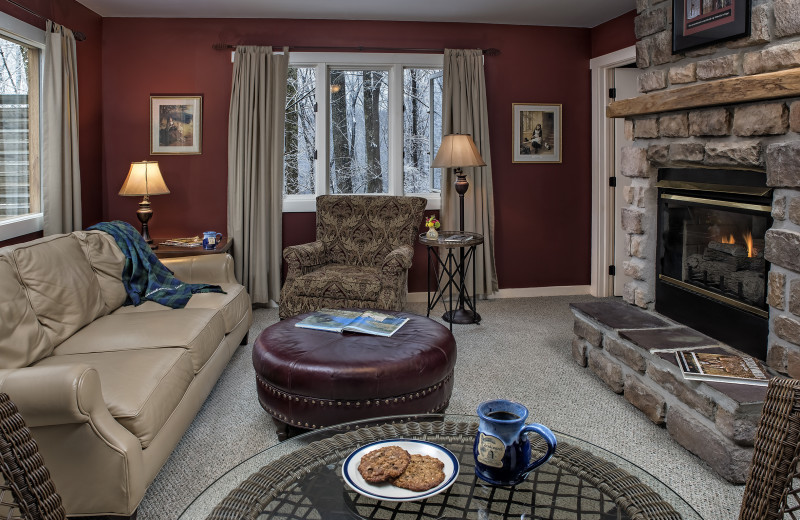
[684,240,765,304]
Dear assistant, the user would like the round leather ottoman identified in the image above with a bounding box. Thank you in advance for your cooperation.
[253,310,456,439]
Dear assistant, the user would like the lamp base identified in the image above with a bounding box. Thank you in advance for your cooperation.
[137,197,154,245]
[442,308,481,324]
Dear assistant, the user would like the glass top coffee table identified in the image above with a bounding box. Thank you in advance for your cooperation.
[179,414,704,519]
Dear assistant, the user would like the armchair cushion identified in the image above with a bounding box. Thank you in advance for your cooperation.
[317,196,424,267]
[294,265,382,301]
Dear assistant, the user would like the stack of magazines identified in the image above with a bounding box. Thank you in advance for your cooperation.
[159,236,202,248]
[443,234,471,243]
[651,346,770,386]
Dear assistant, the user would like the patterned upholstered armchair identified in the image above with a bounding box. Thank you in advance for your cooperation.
[279,195,427,319]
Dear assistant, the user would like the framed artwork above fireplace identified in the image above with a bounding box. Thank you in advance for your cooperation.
[673,0,751,53]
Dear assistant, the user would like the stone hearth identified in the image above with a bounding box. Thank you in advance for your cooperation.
[571,300,766,484]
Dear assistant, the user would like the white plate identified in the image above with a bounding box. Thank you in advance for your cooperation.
[342,439,460,502]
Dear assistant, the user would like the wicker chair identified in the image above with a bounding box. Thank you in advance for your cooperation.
[279,195,427,319]
[739,377,800,520]
[0,393,65,520]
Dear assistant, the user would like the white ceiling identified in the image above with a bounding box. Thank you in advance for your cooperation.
[75,0,635,28]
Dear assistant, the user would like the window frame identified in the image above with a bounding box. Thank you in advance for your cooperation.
[284,52,444,213]
[0,11,44,241]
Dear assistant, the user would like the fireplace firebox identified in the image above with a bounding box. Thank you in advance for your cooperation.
[656,168,772,360]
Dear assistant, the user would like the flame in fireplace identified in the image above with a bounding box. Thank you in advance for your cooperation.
[721,234,736,245]
[743,231,754,257]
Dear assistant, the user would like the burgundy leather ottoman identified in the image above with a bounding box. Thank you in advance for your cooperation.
[253,310,456,440]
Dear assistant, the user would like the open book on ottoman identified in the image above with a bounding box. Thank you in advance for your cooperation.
[295,309,409,337]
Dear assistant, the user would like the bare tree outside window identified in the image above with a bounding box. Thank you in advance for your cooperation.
[403,69,442,194]
[284,66,316,195]
[329,68,388,194]
[0,36,38,220]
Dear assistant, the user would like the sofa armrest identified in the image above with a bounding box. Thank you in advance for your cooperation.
[0,365,113,427]
[0,365,145,516]
[381,244,414,277]
[283,241,326,279]
[161,254,237,284]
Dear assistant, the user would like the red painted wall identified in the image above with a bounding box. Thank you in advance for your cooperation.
[591,10,637,59]
[101,18,593,292]
[0,0,102,248]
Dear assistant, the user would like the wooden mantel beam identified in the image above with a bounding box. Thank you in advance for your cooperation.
[606,67,800,118]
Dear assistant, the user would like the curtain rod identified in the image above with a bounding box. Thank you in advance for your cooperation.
[212,43,499,56]
[4,0,86,41]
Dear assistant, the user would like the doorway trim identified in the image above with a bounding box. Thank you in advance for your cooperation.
[590,46,636,297]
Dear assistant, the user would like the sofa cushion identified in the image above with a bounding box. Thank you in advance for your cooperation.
[10,234,107,348]
[54,309,225,374]
[295,265,381,301]
[113,284,249,335]
[184,283,249,333]
[75,230,127,312]
[0,257,52,367]
[35,348,194,449]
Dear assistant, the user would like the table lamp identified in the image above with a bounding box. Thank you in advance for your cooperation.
[431,134,486,325]
[119,161,170,245]
[431,134,486,232]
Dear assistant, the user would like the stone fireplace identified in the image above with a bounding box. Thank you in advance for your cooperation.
[655,167,771,359]
[571,0,800,484]
[616,0,800,378]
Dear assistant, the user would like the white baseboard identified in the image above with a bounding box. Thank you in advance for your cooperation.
[406,285,591,303]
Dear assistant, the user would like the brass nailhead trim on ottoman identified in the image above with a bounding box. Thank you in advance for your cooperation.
[255,372,454,429]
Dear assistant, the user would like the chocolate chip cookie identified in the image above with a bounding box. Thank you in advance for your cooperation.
[357,445,411,483]
[391,454,446,491]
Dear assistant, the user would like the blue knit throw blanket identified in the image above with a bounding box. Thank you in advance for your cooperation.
[88,221,225,309]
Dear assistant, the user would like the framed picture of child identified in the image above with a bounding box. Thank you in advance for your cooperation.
[150,95,202,155]
[512,103,561,164]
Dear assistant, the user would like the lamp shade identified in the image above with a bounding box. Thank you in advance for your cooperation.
[431,134,486,169]
[119,161,170,196]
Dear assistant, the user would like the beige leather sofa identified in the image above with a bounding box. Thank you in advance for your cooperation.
[0,230,252,518]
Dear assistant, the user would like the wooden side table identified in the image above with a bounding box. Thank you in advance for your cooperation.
[152,237,233,259]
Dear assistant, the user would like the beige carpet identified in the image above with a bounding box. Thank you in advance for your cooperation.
[137,296,742,519]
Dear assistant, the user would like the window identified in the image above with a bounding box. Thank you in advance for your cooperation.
[283,53,443,212]
[0,12,43,241]
[403,68,442,194]
[284,66,316,196]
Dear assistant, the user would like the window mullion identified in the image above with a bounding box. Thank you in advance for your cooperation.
[314,63,328,201]
[388,63,403,196]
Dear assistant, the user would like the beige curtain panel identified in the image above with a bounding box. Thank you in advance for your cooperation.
[42,21,81,235]
[228,46,289,305]
[441,48,499,297]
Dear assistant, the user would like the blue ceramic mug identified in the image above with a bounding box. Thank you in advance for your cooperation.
[202,231,222,250]
[473,400,557,486]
